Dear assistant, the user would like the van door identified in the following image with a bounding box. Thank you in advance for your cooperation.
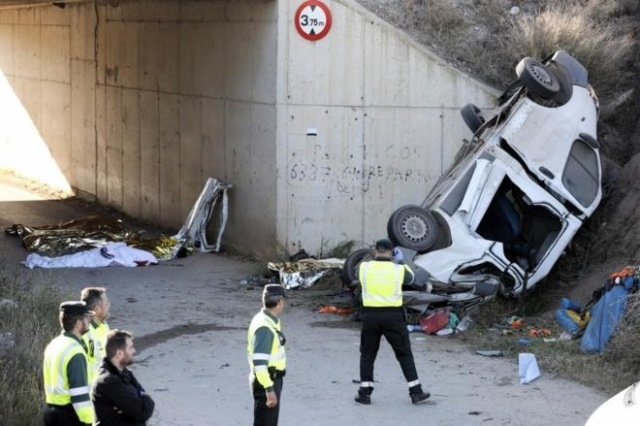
[499,89,601,216]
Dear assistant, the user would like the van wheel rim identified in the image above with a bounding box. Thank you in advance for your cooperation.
[402,216,428,242]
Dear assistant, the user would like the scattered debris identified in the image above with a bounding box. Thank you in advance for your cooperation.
[554,265,640,353]
[518,338,531,346]
[420,309,450,334]
[475,350,503,357]
[318,305,352,315]
[268,257,344,290]
[518,353,541,384]
[4,177,232,265]
[527,328,551,338]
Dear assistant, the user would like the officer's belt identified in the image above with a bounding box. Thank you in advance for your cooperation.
[268,367,286,379]
[46,403,74,411]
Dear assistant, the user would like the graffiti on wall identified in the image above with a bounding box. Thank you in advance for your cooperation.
[286,143,441,200]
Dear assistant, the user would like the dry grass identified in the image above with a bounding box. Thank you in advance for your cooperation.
[0,269,71,426]
[400,0,637,100]
[404,0,468,44]
[508,2,635,100]
[603,292,640,374]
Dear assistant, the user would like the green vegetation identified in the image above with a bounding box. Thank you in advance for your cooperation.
[0,269,72,426]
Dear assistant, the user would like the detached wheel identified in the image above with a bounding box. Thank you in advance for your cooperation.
[461,104,485,133]
[342,248,374,286]
[516,57,560,99]
[387,205,438,253]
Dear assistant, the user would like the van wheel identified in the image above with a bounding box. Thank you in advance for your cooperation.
[387,205,439,253]
[516,57,560,99]
[461,104,485,133]
[342,248,374,286]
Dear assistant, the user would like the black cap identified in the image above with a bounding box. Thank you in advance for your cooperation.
[263,284,287,298]
[59,301,94,317]
[375,238,394,251]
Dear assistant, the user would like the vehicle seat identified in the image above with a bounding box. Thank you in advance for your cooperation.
[477,195,521,243]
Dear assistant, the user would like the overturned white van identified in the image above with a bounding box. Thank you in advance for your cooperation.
[357,50,602,303]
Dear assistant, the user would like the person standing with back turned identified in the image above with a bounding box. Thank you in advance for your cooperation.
[354,238,431,405]
[247,284,287,426]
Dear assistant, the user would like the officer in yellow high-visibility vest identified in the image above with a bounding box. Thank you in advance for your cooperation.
[43,301,95,426]
[247,284,287,426]
[80,286,111,384]
[355,239,431,405]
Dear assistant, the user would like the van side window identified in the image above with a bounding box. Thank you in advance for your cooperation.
[562,140,600,207]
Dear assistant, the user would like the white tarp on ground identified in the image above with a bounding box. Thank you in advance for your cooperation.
[24,242,157,269]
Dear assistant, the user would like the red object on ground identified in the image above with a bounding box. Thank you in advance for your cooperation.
[420,309,450,334]
[318,305,352,315]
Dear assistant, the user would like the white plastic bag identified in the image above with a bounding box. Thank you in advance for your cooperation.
[518,353,541,384]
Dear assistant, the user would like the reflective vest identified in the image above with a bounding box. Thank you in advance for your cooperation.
[247,310,286,389]
[43,333,94,424]
[83,320,110,383]
[359,260,407,307]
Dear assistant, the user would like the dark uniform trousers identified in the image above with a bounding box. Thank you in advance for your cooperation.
[360,307,419,386]
[252,369,285,426]
[43,404,86,426]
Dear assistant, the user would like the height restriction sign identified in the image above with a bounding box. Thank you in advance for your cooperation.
[295,0,332,41]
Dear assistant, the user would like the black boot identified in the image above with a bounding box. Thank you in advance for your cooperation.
[409,384,430,405]
[354,387,372,405]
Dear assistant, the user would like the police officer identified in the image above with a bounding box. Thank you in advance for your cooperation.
[247,284,287,426]
[355,239,430,405]
[43,301,95,425]
[80,286,111,383]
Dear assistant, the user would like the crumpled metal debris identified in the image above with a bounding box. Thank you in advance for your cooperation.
[171,177,231,257]
[267,258,344,289]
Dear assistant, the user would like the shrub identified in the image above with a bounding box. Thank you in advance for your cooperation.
[0,270,71,426]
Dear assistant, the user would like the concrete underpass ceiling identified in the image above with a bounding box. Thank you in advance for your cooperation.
[0,0,128,8]
[0,0,88,7]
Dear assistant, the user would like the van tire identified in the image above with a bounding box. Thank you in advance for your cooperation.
[516,57,560,99]
[461,104,485,133]
[387,205,439,253]
[342,248,374,286]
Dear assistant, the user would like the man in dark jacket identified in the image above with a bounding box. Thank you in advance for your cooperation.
[91,329,155,425]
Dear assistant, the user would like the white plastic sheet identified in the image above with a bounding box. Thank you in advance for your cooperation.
[24,242,157,269]
[518,352,541,384]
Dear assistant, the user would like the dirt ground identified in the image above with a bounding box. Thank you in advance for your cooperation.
[0,177,610,426]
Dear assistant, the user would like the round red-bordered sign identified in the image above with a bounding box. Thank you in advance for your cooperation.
[295,0,332,41]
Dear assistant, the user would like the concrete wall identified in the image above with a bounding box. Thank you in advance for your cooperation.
[0,0,278,254]
[276,0,497,255]
[94,0,278,254]
[0,0,498,258]
[0,6,76,192]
